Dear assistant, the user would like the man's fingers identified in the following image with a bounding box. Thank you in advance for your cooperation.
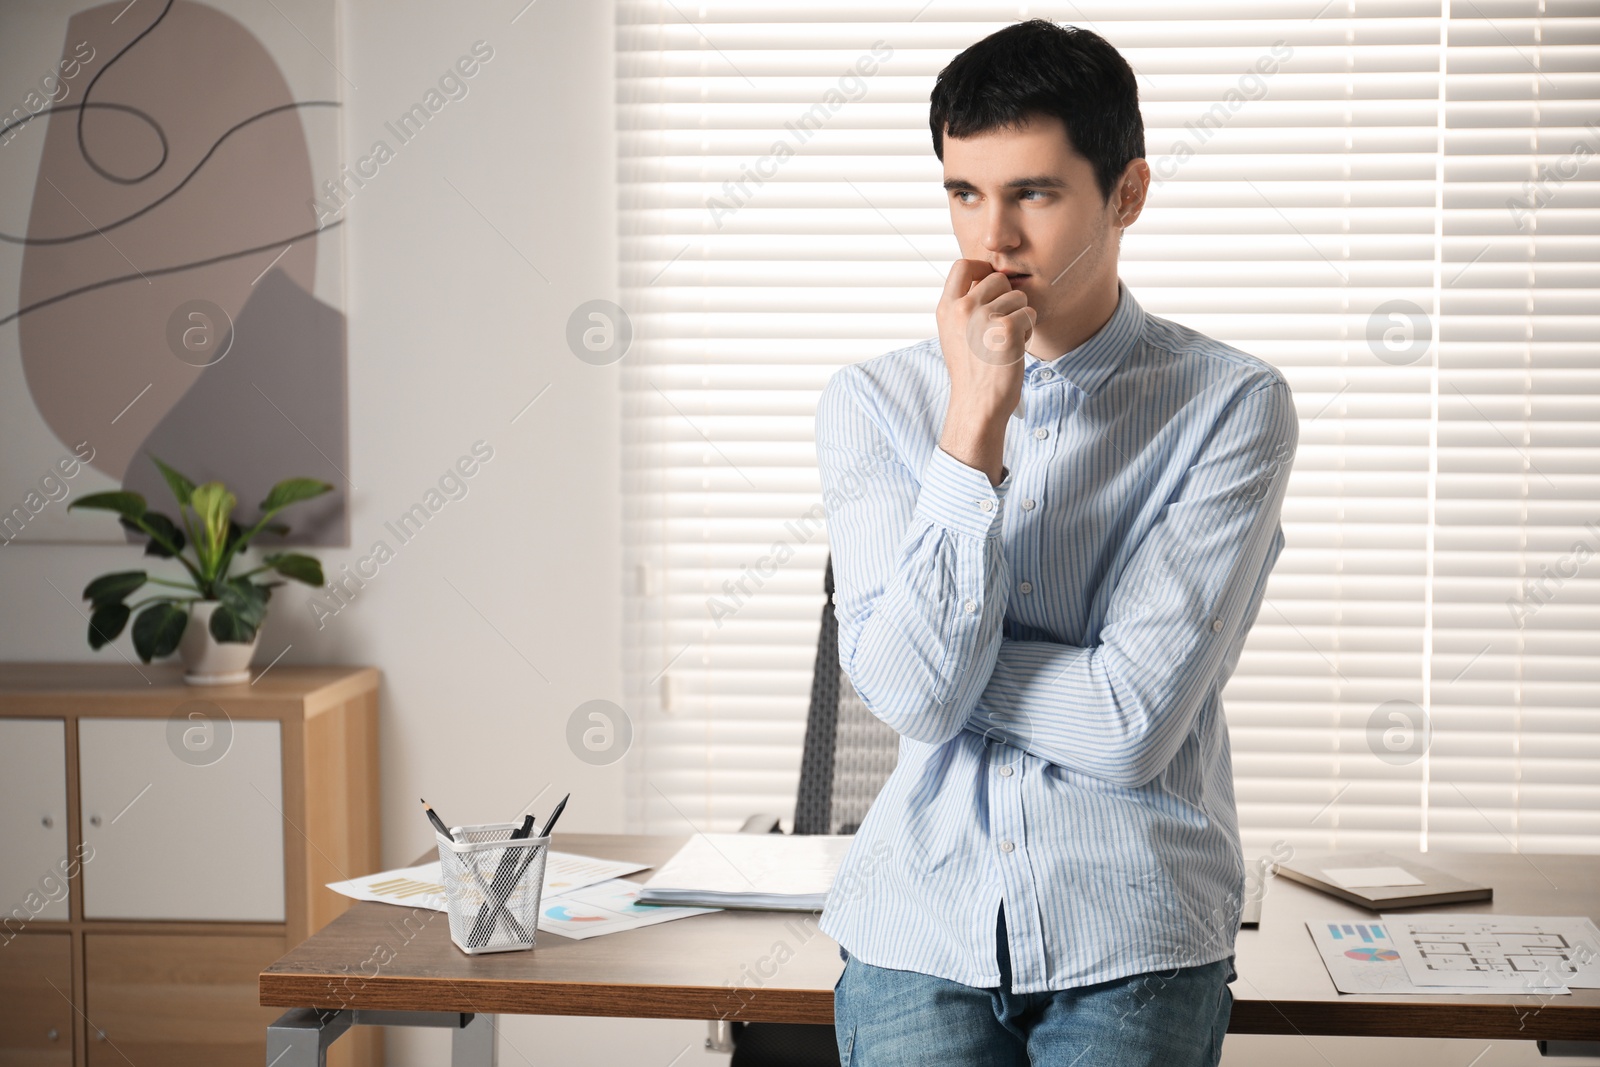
[942,259,996,306]
[965,269,1014,306]
[984,289,1029,318]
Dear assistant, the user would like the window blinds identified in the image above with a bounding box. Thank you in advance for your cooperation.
[615,1,1600,858]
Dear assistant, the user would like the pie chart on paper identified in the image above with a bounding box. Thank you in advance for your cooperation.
[1343,947,1401,962]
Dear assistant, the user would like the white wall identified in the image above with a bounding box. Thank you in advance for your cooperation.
[0,0,722,1062]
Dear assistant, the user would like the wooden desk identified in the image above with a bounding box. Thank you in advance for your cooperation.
[260,837,1600,1065]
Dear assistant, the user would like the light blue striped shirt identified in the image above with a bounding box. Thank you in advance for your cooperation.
[815,279,1297,993]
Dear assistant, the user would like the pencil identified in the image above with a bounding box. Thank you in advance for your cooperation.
[502,792,571,904]
[537,793,570,839]
[421,798,455,842]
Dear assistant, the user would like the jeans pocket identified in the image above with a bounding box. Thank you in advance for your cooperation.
[1210,961,1235,1066]
[834,965,855,1067]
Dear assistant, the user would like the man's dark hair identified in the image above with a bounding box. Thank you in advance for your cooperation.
[929,19,1144,204]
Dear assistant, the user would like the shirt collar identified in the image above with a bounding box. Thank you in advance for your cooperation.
[1023,278,1144,396]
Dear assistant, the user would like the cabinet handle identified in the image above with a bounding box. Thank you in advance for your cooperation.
[47,1028,59,1042]
[41,815,53,829]
[89,815,102,828]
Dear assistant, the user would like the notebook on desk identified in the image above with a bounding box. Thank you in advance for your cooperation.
[636,833,854,911]
[1272,851,1493,910]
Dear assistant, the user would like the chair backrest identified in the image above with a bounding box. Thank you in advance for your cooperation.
[793,556,900,835]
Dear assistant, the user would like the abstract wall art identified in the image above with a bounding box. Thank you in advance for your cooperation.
[0,0,349,546]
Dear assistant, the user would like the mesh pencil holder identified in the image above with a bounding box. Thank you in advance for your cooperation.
[435,822,550,955]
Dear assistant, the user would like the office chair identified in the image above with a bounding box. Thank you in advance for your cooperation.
[719,555,900,1067]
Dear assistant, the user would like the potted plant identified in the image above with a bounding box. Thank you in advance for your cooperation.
[69,453,332,685]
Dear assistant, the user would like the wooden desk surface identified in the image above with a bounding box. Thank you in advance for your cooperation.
[260,836,1600,1039]
[1231,849,1598,1040]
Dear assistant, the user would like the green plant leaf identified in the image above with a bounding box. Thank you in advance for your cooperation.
[88,603,131,649]
[264,552,323,585]
[208,602,261,643]
[146,453,195,507]
[68,491,147,520]
[223,519,245,557]
[83,570,148,606]
[259,478,333,514]
[120,512,187,558]
[189,482,236,570]
[131,602,188,662]
[216,576,269,630]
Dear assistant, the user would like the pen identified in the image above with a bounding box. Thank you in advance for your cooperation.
[467,813,537,947]
[421,798,455,842]
[499,792,572,914]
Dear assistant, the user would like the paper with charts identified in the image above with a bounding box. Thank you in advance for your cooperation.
[327,851,649,912]
[1308,919,1508,995]
[537,878,719,940]
[1381,913,1600,992]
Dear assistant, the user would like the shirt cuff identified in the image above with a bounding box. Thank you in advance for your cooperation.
[913,446,1011,539]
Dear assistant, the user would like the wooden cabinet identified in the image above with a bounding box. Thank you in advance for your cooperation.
[0,720,70,924]
[79,718,285,921]
[84,934,285,1067]
[0,664,382,1067]
[0,933,74,1065]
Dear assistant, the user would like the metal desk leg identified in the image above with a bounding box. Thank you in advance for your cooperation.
[453,1011,498,1066]
[265,1008,496,1066]
[1540,1041,1600,1057]
[266,1008,351,1067]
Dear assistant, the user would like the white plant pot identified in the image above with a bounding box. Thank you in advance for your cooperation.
[178,600,260,685]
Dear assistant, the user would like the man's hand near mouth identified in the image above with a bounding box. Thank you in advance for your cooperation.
[935,258,1036,486]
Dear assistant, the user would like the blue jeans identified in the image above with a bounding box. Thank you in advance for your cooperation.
[833,905,1235,1066]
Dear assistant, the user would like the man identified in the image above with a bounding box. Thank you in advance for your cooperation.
[815,19,1297,1067]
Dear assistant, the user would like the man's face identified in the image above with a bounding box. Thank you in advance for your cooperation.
[941,113,1133,333]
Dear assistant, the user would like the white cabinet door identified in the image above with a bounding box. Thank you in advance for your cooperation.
[78,717,285,921]
[0,719,70,922]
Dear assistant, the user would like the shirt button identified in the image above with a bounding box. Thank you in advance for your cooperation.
[1212,618,1224,633]
[1039,368,1055,380]
[1018,581,1033,594]
[964,598,977,614]
[999,840,1015,853]
[1020,498,1036,511]
[1033,427,1049,440]
[998,765,1014,778]
[978,499,994,512]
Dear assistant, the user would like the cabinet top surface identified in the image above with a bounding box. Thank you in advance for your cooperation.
[0,661,378,703]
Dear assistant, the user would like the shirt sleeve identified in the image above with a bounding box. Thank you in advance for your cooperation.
[962,379,1298,788]
[816,365,1012,745]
